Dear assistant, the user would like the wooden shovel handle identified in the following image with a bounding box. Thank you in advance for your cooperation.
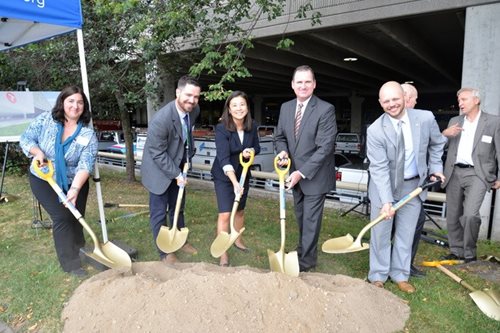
[436,265,476,292]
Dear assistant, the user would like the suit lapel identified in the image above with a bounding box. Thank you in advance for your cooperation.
[171,104,183,141]
[473,113,487,152]
[382,114,397,148]
[408,110,421,156]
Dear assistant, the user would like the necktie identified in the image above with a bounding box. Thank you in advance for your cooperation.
[395,120,405,191]
[294,103,303,138]
[183,114,191,148]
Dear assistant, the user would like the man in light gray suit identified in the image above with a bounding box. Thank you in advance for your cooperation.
[141,75,201,264]
[441,87,500,263]
[275,65,337,272]
[367,81,445,293]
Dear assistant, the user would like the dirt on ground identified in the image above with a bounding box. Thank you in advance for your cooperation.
[62,262,410,333]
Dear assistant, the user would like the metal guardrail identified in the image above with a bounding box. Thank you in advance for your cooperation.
[97,151,447,217]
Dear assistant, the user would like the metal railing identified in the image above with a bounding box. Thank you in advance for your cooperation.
[97,151,447,217]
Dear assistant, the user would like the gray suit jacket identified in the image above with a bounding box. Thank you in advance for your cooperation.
[367,109,445,205]
[275,95,337,195]
[443,111,500,188]
[141,100,200,195]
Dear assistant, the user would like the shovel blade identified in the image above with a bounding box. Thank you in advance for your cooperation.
[284,251,300,277]
[322,234,369,253]
[267,249,284,273]
[470,290,500,321]
[210,232,231,258]
[156,226,189,253]
[210,228,244,258]
[101,242,132,268]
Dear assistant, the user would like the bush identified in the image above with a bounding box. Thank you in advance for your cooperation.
[0,143,30,176]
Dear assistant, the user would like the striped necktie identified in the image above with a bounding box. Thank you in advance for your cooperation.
[294,103,304,138]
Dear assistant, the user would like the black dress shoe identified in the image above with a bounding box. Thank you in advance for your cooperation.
[410,265,426,278]
[69,268,88,278]
[299,265,315,272]
[464,256,477,263]
[440,253,464,261]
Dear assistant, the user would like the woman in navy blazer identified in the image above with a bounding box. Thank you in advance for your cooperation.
[211,91,261,266]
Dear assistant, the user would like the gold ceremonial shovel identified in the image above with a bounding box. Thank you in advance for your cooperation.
[33,160,131,269]
[322,178,441,254]
[156,162,190,253]
[267,156,300,277]
[211,151,255,258]
[422,260,500,321]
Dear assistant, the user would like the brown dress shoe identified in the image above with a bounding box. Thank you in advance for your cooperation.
[162,253,179,264]
[371,281,384,288]
[397,281,416,293]
[181,243,198,255]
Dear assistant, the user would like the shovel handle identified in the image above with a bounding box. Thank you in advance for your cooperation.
[436,265,476,292]
[274,155,291,178]
[239,150,255,186]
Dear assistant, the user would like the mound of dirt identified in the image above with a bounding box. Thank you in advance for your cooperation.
[62,262,410,333]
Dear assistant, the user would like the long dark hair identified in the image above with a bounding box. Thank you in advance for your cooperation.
[51,86,91,125]
[220,90,253,132]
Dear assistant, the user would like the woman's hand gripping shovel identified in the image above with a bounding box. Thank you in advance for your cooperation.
[33,160,132,269]
[210,151,255,258]
[422,259,500,321]
[322,176,442,254]
[267,156,300,277]
[156,162,190,254]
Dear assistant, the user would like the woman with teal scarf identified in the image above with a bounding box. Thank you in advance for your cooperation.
[20,86,97,278]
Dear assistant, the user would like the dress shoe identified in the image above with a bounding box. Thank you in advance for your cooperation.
[69,268,88,278]
[440,253,464,261]
[371,281,384,288]
[410,265,426,278]
[397,281,416,293]
[162,253,179,264]
[464,256,477,263]
[299,265,315,272]
[180,243,198,255]
[234,244,251,253]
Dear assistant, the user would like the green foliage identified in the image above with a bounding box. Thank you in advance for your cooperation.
[0,144,30,176]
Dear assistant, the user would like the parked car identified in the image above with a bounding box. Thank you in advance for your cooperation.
[335,132,364,156]
[97,131,124,151]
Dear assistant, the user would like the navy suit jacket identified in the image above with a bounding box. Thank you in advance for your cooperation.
[211,122,261,182]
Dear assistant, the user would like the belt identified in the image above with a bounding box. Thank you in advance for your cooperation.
[455,163,474,168]
[404,175,419,181]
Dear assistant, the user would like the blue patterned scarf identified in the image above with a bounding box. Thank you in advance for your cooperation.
[55,121,83,192]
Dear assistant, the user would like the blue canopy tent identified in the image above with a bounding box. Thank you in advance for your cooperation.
[0,1,112,248]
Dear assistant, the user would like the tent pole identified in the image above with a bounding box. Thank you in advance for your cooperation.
[77,29,109,242]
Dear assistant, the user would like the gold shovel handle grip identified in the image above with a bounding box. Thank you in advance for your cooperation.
[274,155,291,178]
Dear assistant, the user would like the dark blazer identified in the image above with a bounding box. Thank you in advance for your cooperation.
[141,100,200,195]
[211,121,261,181]
[443,111,500,188]
[275,95,337,194]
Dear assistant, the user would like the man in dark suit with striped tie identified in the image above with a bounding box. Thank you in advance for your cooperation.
[275,65,337,272]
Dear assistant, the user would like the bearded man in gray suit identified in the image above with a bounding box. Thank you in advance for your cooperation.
[367,81,445,293]
[275,65,337,272]
[141,75,201,264]
[441,87,500,263]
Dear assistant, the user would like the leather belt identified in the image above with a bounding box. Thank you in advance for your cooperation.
[455,163,474,168]
[404,175,419,181]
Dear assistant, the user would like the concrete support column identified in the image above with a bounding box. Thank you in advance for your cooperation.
[349,92,364,134]
[253,95,263,124]
[145,61,176,123]
[462,3,500,241]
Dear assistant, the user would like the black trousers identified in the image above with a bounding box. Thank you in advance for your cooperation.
[29,173,89,272]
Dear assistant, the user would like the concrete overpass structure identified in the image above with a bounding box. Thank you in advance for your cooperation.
[148,0,500,240]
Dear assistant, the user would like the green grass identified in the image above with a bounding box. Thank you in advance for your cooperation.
[1,168,499,332]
